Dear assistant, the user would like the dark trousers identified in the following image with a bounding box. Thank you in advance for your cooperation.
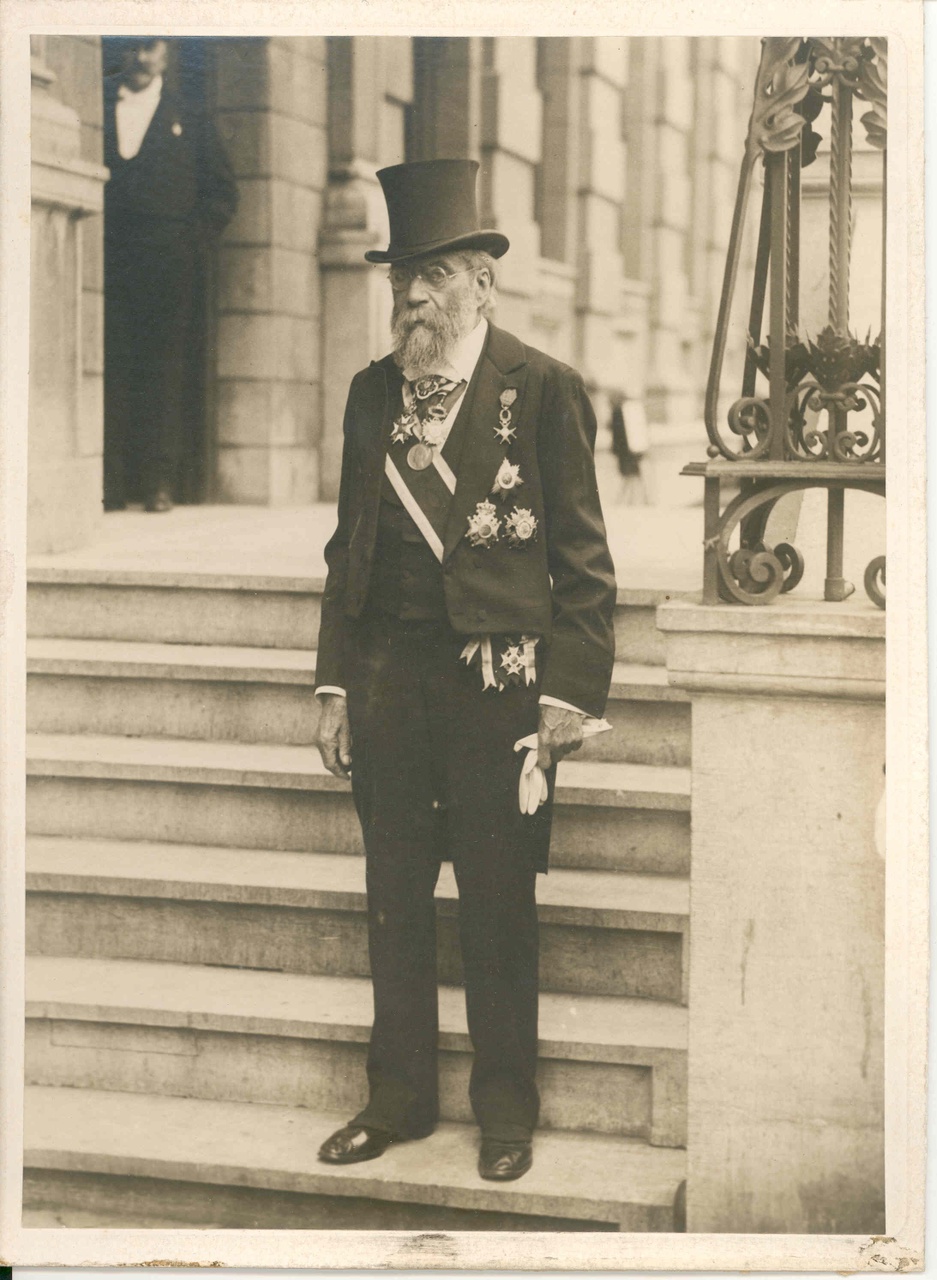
[345,611,552,1142]
[104,222,201,505]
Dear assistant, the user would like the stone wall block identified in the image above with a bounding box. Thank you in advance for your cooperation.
[217,314,317,382]
[214,40,271,112]
[217,245,273,313]
[269,182,321,253]
[224,178,272,246]
[215,110,270,179]
[271,248,318,318]
[267,40,327,123]
[269,444,318,504]
[269,115,327,190]
[215,379,317,448]
[481,73,541,164]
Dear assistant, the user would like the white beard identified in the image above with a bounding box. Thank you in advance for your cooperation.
[391,286,479,379]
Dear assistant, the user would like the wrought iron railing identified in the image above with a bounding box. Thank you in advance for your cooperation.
[685,37,887,607]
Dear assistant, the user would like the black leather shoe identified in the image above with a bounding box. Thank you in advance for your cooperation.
[318,1124,400,1165]
[478,1138,533,1181]
[144,489,173,513]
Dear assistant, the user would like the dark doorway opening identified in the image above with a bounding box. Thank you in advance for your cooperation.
[101,36,216,507]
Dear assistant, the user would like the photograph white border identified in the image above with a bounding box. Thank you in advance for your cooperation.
[0,0,926,1270]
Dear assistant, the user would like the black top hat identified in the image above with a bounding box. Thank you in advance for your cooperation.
[365,159,509,264]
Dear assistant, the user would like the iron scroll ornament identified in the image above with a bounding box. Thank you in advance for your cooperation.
[703,37,887,469]
[690,36,886,609]
[704,478,885,607]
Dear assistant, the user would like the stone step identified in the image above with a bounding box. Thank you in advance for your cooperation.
[27,569,673,665]
[27,837,689,1002]
[26,639,690,767]
[26,956,687,1146]
[26,735,692,876]
[24,1086,686,1230]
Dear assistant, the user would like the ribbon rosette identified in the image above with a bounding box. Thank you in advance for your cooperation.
[491,459,523,501]
[467,499,501,548]
[505,507,538,547]
[421,417,447,448]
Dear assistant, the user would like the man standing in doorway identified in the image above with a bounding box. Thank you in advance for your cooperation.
[102,37,238,512]
[314,159,616,1182]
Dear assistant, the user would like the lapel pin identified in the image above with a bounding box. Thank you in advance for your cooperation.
[171,121,183,136]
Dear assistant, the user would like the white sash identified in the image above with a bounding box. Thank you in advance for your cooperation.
[384,454,445,563]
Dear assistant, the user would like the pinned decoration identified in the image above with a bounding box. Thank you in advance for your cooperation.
[494,388,518,444]
[505,507,538,547]
[392,411,419,444]
[461,634,540,692]
[492,460,523,501]
[421,416,448,448]
[467,499,501,548]
[407,442,434,471]
[171,121,183,137]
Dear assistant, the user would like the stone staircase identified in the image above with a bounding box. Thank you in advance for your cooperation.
[24,565,691,1231]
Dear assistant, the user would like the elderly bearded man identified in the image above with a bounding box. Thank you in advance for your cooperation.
[315,159,617,1182]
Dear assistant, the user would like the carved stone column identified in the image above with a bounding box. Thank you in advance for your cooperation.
[29,45,108,553]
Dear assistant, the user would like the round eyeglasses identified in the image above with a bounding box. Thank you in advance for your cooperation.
[387,263,473,291]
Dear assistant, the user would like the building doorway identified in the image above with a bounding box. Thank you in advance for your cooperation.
[100,36,223,509]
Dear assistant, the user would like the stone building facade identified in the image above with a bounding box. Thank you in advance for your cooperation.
[30,34,759,551]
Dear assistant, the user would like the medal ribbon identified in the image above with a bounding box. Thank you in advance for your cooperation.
[382,377,467,562]
[460,634,539,692]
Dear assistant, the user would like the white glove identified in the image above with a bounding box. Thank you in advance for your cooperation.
[513,718,612,815]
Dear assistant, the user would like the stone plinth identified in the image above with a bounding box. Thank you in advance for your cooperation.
[658,598,885,1234]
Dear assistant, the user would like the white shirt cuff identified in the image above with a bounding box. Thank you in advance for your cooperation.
[315,686,347,698]
[539,695,588,717]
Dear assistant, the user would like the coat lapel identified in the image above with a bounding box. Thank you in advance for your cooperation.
[356,357,400,540]
[442,324,528,562]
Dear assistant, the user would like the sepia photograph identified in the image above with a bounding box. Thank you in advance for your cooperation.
[0,0,926,1271]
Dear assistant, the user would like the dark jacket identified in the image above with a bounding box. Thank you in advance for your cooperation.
[316,323,617,719]
[103,77,238,237]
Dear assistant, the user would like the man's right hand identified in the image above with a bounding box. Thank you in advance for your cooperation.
[316,694,353,781]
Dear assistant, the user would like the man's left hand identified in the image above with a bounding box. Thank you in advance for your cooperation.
[537,704,585,770]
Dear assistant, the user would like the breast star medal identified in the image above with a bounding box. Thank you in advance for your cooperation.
[467,500,501,547]
[407,442,434,471]
[494,388,518,444]
[505,507,538,547]
[492,459,523,501]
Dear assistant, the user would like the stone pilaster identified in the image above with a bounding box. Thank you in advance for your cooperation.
[28,40,108,553]
[659,597,885,1234]
[572,38,627,391]
[211,37,328,504]
[317,37,415,501]
[478,37,541,335]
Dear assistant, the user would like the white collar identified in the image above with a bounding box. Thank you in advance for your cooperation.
[117,74,163,104]
[402,317,488,385]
